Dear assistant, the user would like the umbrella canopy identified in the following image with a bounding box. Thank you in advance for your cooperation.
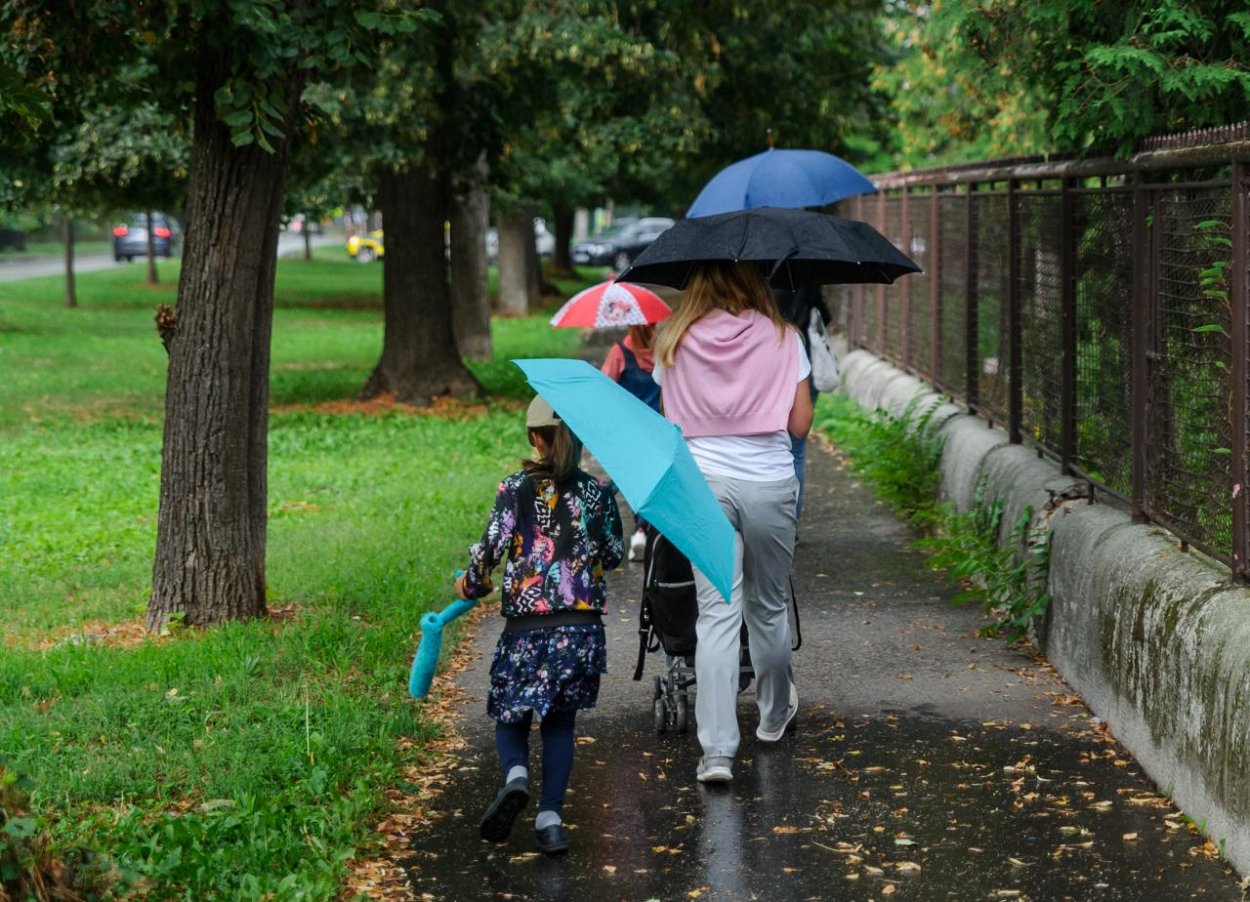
[686,148,876,218]
[514,358,734,602]
[549,280,671,329]
[618,206,921,291]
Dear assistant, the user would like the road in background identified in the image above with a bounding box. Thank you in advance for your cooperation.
[0,231,344,284]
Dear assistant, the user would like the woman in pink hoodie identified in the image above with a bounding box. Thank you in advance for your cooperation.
[652,262,813,784]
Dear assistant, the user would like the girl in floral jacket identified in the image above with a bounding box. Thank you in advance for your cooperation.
[455,394,623,854]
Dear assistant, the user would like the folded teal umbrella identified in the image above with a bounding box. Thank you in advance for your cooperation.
[514,358,734,602]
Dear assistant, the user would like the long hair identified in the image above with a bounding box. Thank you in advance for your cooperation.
[654,262,788,367]
[521,423,579,484]
[627,324,656,350]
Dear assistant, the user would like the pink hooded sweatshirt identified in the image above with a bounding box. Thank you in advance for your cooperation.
[661,308,798,438]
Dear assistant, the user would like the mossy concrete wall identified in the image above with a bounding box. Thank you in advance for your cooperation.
[840,349,1250,875]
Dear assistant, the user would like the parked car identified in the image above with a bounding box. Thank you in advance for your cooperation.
[485,218,556,263]
[570,217,675,271]
[346,229,384,263]
[113,213,178,262]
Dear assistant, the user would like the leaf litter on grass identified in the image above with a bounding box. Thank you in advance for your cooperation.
[340,604,489,902]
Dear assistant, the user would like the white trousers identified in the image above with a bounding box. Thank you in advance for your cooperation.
[691,473,798,760]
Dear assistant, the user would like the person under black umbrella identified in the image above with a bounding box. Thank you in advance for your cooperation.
[772,284,829,526]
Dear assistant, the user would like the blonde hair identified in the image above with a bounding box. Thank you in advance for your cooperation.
[654,262,788,367]
[522,424,578,484]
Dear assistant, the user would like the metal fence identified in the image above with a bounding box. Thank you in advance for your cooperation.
[832,124,1250,580]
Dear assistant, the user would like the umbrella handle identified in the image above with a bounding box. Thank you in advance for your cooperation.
[408,571,478,699]
[768,249,798,282]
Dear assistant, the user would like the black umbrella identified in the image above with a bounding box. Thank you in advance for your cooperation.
[617,206,920,290]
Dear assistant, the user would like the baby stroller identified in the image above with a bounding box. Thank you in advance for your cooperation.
[632,524,801,734]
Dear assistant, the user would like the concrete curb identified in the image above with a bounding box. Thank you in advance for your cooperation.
[840,349,1250,875]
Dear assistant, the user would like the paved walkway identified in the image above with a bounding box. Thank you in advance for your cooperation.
[405,439,1243,901]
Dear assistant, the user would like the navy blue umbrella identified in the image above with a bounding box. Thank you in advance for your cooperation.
[687,148,876,218]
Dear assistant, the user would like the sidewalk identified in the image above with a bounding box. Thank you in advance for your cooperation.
[404,439,1243,900]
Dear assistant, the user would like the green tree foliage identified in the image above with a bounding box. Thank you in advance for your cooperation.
[677,0,894,195]
[878,0,1250,166]
[480,2,709,214]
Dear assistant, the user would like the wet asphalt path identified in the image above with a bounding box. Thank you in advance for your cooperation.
[405,440,1243,901]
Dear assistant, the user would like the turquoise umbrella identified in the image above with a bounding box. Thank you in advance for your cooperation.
[514,358,734,602]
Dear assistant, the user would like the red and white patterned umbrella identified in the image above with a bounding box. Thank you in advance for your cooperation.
[549,280,672,329]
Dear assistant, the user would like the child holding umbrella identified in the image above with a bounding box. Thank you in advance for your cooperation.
[455,396,624,854]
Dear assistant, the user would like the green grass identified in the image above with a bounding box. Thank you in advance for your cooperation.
[0,256,594,898]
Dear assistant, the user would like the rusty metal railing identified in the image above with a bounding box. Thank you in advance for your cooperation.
[833,123,1250,580]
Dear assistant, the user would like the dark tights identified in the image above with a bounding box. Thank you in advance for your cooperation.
[494,707,577,816]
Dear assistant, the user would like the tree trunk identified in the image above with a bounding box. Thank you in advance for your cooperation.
[148,50,298,631]
[303,219,312,260]
[450,159,492,361]
[145,209,159,285]
[523,204,543,303]
[552,204,574,275]
[62,216,76,309]
[496,210,531,316]
[361,162,482,404]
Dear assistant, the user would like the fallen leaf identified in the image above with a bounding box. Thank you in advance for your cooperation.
[602,865,617,874]
[1122,833,1138,842]
[895,861,921,874]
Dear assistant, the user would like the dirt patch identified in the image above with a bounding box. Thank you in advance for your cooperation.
[25,604,302,652]
[33,618,163,652]
[276,393,509,421]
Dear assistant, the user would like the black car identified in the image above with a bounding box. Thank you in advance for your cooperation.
[570,217,675,271]
[113,213,178,262]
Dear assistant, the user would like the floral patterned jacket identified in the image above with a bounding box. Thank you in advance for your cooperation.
[462,470,624,617]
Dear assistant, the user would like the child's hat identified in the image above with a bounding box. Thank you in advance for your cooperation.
[526,395,561,428]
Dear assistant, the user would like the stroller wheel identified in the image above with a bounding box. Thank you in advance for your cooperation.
[654,696,667,734]
[652,675,663,702]
[675,690,689,733]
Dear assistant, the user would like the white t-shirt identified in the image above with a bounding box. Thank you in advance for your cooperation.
[654,331,811,482]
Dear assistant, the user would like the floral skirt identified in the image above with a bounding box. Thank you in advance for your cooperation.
[487,623,607,724]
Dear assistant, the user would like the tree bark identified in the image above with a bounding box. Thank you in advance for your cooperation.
[145,209,159,285]
[148,49,297,630]
[302,219,312,260]
[523,204,543,302]
[450,159,492,361]
[496,210,531,316]
[552,203,574,275]
[62,216,76,308]
[361,161,483,404]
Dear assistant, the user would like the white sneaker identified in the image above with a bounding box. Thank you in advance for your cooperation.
[629,528,646,562]
[696,756,734,783]
[757,681,798,742]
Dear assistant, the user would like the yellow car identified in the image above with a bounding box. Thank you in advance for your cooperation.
[346,230,384,263]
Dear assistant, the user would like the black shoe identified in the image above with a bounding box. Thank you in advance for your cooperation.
[534,823,570,855]
[479,778,529,843]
